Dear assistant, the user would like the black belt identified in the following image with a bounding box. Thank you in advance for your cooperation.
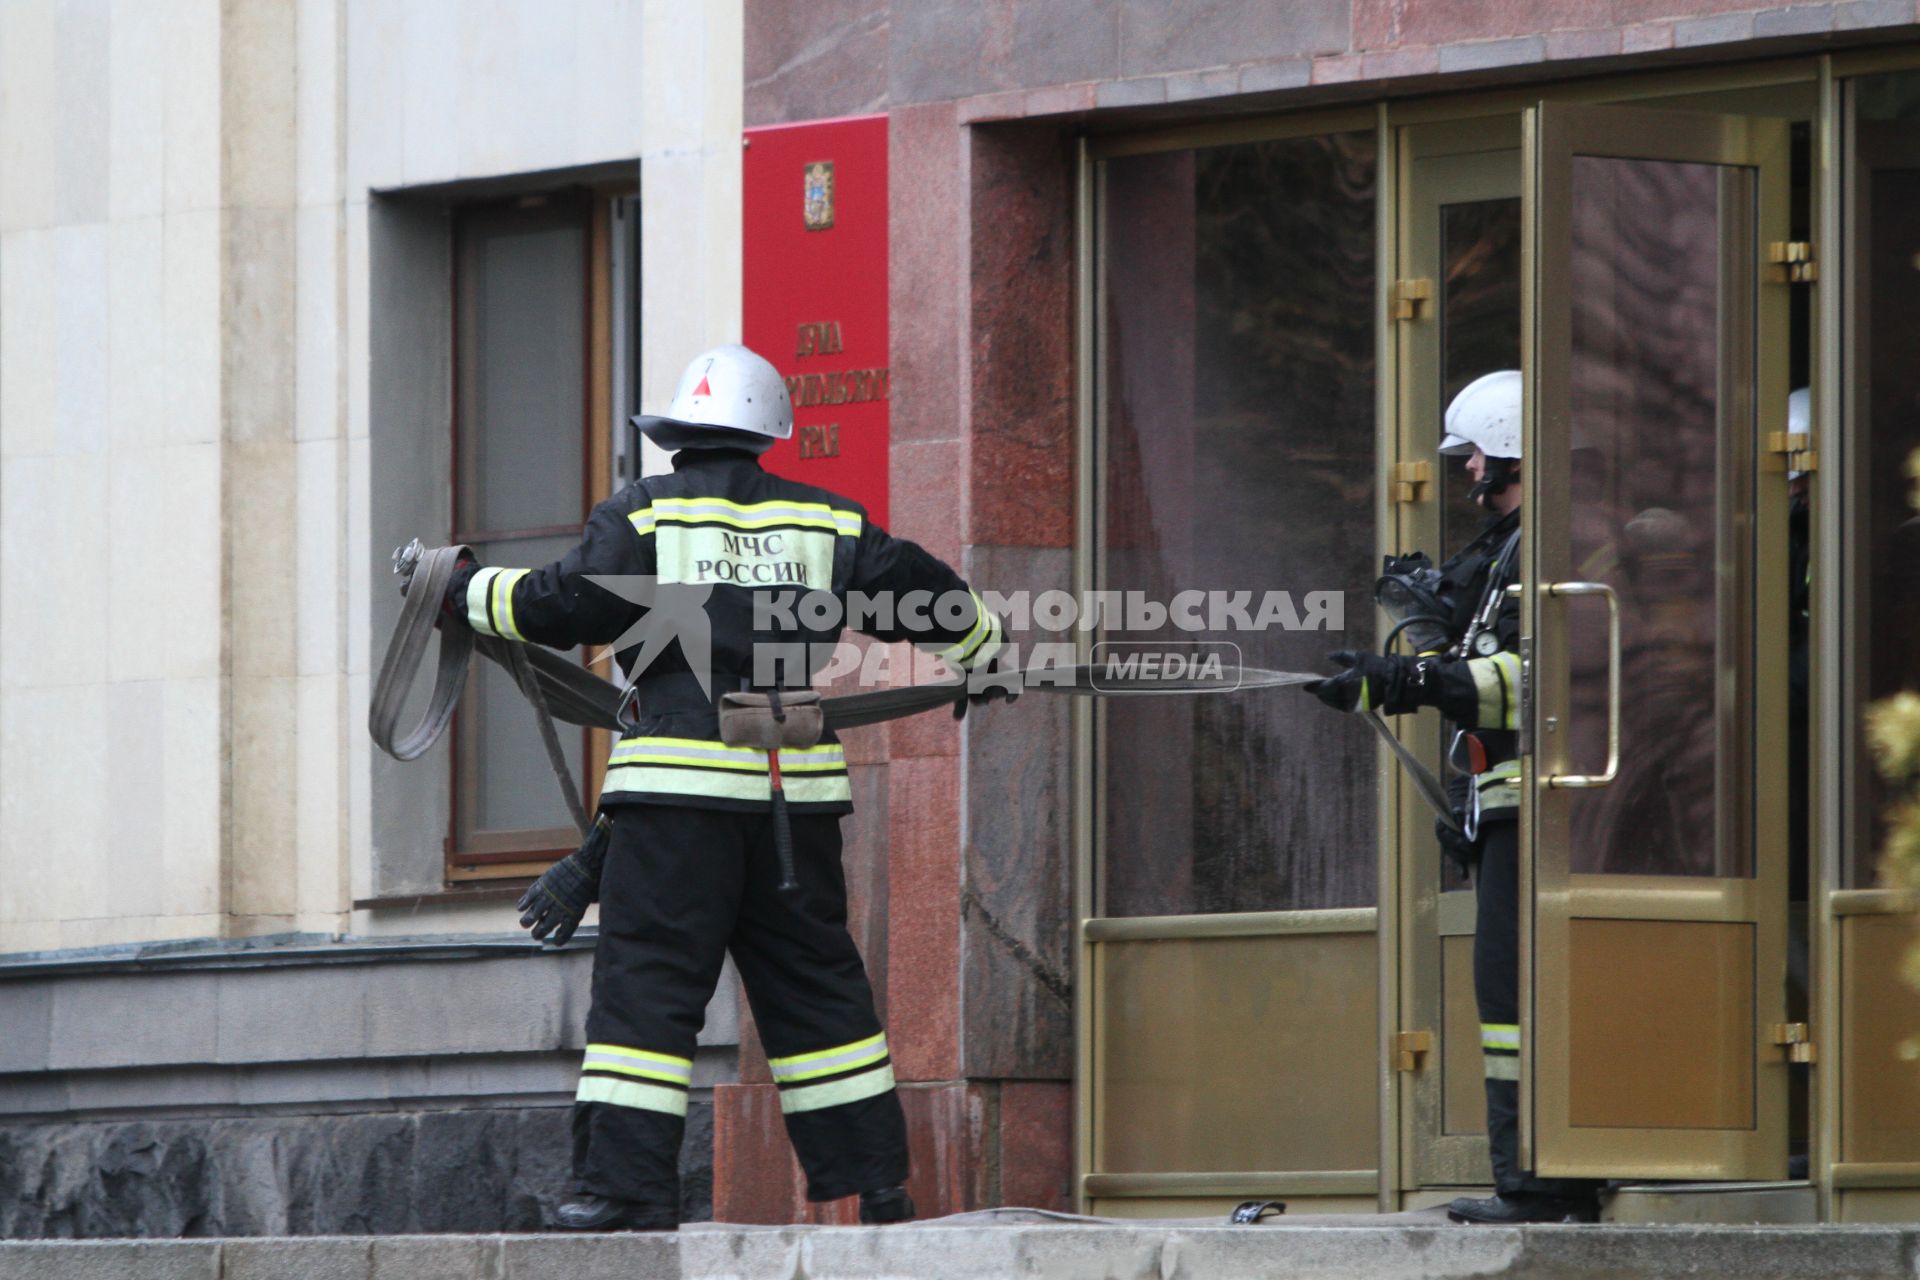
[622,672,810,725]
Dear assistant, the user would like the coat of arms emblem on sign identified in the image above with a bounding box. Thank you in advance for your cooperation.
[803,161,835,231]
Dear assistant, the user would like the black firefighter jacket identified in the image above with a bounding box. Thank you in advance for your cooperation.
[450,448,1002,815]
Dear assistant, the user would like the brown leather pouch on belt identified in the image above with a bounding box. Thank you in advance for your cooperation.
[717,690,824,750]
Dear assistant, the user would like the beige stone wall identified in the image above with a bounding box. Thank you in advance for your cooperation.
[0,0,743,951]
[2,1,227,951]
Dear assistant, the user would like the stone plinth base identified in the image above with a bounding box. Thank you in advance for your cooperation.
[4,1214,1919,1280]
[0,1105,714,1238]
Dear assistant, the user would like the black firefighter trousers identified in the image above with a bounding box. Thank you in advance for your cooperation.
[571,805,908,1210]
[1475,819,1596,1200]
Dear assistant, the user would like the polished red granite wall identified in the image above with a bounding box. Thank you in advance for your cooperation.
[724,0,1920,1223]
[711,96,1082,1220]
[747,0,1919,132]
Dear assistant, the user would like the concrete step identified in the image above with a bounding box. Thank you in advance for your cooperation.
[2,1214,1918,1280]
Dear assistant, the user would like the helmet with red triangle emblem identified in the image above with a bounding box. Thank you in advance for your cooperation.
[632,344,793,453]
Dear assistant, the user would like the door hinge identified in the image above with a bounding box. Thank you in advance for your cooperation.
[1391,459,1433,503]
[1770,1022,1817,1064]
[1767,241,1817,284]
[1766,430,1819,474]
[1393,278,1434,321]
[1392,1030,1435,1072]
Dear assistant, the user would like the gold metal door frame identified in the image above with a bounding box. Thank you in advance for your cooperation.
[1393,115,1524,1191]
[1072,124,1391,1216]
[1824,68,1920,1218]
[1523,102,1793,1179]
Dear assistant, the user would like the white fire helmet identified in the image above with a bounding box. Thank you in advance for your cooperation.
[1787,386,1810,480]
[1440,369,1523,460]
[632,344,793,453]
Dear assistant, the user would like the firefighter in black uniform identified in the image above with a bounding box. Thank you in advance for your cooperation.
[445,345,1010,1231]
[1305,371,1600,1224]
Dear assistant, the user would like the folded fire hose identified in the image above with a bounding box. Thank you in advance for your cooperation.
[369,543,1456,837]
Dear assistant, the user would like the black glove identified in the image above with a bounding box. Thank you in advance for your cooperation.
[1436,775,1474,875]
[394,540,475,628]
[953,643,1021,721]
[1437,819,1480,874]
[1301,650,1426,714]
[517,814,612,947]
[1436,774,1479,874]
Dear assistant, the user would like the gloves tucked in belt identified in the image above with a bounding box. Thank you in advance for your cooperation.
[517,813,612,947]
[1437,773,1480,874]
[1302,650,1432,715]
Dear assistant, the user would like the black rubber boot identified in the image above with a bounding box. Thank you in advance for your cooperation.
[1446,1191,1599,1225]
[548,1193,679,1232]
[858,1186,916,1224]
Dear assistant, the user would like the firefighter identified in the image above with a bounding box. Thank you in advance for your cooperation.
[1304,370,1601,1224]
[447,344,1011,1231]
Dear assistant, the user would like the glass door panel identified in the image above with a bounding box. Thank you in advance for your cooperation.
[1525,102,1792,1180]
[1834,70,1920,1220]
[1086,129,1383,1217]
[1563,154,1753,882]
[1395,117,1522,1191]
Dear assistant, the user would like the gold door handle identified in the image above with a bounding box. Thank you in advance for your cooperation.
[1544,581,1620,789]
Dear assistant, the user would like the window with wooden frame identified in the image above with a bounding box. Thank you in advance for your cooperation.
[449,187,639,883]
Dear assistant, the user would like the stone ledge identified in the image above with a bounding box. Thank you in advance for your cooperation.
[0,946,739,1079]
[1,1219,1916,1280]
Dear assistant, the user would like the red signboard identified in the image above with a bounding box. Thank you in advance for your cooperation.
[743,113,890,530]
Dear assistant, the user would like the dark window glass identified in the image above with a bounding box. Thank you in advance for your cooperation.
[1099,133,1378,916]
[1848,73,1920,887]
[452,197,594,860]
[1439,198,1521,553]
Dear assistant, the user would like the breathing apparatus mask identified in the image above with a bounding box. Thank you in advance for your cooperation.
[1374,552,1455,657]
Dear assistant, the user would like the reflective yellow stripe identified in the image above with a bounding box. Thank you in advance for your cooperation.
[576,1074,689,1116]
[609,749,849,774]
[1469,650,1521,730]
[1484,1055,1520,1081]
[600,765,853,805]
[646,497,862,534]
[768,1033,887,1083]
[587,1042,693,1069]
[778,1063,896,1114]
[1477,760,1522,810]
[1481,1023,1520,1051]
[583,1059,691,1085]
[491,567,531,642]
[584,1043,693,1084]
[466,567,505,635]
[936,594,1002,672]
[608,738,848,774]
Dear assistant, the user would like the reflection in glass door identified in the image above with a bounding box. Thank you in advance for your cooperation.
[1526,103,1792,1180]
[1085,128,1383,1217]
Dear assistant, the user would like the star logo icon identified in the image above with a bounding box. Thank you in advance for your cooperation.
[586,576,718,697]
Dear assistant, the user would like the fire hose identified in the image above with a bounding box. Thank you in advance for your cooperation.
[369,543,1456,842]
